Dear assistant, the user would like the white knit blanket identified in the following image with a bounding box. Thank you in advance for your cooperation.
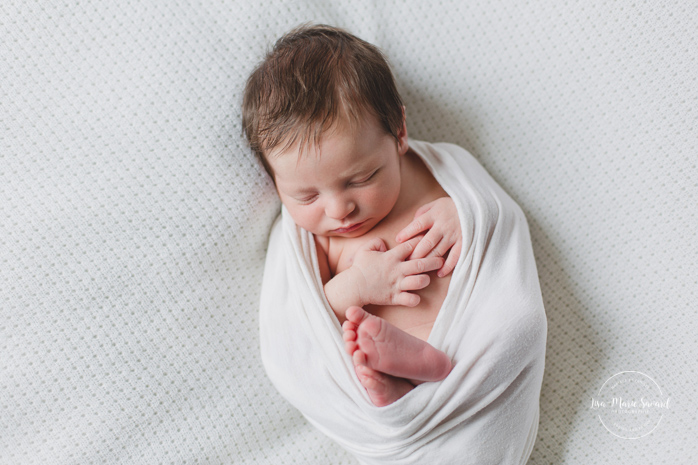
[259,140,548,464]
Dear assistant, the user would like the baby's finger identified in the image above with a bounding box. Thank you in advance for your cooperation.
[390,236,423,260]
[402,256,444,276]
[426,235,455,260]
[437,242,462,278]
[357,237,387,254]
[394,292,420,307]
[395,216,433,243]
[400,274,430,291]
[411,230,444,259]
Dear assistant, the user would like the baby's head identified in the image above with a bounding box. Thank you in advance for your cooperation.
[242,23,404,177]
[242,24,408,237]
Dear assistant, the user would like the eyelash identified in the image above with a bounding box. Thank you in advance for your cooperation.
[297,194,318,204]
[351,170,378,186]
[295,170,378,204]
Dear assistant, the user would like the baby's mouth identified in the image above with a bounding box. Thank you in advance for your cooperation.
[331,220,366,234]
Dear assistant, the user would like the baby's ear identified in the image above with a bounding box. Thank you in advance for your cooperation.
[397,106,409,155]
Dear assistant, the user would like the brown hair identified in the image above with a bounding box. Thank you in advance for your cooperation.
[242,24,404,176]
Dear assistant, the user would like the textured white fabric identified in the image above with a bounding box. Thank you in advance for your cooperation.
[260,141,547,464]
[1,0,696,464]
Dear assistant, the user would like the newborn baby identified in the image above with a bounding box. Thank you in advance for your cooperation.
[247,24,547,465]
[244,24,460,406]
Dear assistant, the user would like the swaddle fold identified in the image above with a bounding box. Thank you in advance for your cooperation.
[260,140,547,465]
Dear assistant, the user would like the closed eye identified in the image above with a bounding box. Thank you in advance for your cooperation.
[350,169,379,186]
[296,193,318,204]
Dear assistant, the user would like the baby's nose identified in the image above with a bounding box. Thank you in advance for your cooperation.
[326,198,355,219]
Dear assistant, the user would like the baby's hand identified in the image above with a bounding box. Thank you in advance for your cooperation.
[350,236,444,307]
[395,197,462,278]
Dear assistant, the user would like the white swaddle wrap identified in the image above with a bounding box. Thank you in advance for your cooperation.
[260,140,547,464]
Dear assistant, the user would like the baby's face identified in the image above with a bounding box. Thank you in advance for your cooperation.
[268,111,408,238]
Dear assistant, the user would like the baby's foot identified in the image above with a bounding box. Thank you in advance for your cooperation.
[342,306,452,383]
[354,364,414,407]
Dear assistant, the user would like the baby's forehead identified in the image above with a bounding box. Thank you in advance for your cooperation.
[268,104,381,155]
[266,122,352,164]
[267,109,387,180]
[266,137,321,170]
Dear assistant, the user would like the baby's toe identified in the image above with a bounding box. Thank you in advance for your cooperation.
[342,319,358,333]
[352,349,367,367]
[345,306,367,324]
[343,329,357,342]
[345,340,358,356]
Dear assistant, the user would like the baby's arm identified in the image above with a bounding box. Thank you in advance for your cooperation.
[395,197,462,277]
[320,237,444,321]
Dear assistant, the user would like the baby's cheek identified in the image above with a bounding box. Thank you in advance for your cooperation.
[285,205,315,232]
[307,208,328,234]
[370,185,399,215]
